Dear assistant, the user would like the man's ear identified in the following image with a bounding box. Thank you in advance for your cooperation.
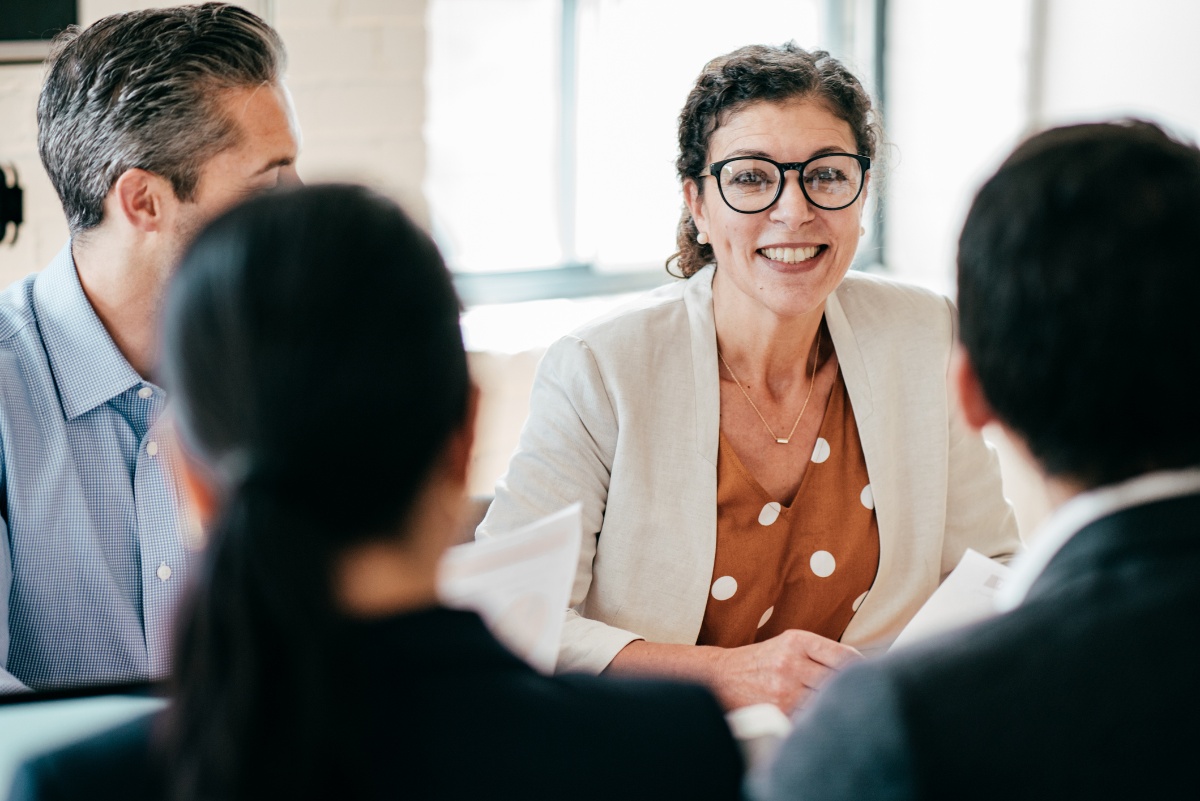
[110,168,176,233]
[446,382,480,486]
[951,345,997,431]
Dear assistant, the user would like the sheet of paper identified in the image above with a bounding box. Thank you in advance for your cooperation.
[438,503,581,674]
[889,548,1012,651]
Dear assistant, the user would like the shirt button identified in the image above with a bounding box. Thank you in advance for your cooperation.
[157,562,172,582]
[146,441,158,457]
[137,387,153,399]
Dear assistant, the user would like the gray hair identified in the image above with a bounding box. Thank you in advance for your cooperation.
[37,3,286,235]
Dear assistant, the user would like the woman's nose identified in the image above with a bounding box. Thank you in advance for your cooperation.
[769,170,817,228]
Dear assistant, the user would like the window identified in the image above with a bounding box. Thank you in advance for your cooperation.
[426,0,883,304]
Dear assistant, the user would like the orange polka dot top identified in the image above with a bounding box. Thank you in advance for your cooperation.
[697,366,880,647]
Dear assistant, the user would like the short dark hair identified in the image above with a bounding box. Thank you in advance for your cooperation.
[37,3,285,235]
[957,119,1200,487]
[671,42,882,277]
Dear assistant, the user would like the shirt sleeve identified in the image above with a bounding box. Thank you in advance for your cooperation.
[475,334,644,672]
[1,505,30,692]
[747,662,918,801]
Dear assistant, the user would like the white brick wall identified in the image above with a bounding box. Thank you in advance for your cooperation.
[0,0,429,286]
[0,61,64,286]
[276,0,429,224]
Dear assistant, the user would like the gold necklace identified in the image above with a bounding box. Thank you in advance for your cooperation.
[718,326,822,445]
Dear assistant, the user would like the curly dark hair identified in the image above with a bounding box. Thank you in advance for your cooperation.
[669,42,882,278]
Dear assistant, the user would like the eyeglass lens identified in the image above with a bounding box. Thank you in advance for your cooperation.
[718,156,864,212]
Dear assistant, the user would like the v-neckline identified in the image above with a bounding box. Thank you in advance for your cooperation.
[719,365,842,511]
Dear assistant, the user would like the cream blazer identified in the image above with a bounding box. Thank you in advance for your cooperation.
[478,266,1020,673]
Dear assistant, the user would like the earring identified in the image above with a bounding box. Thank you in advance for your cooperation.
[697,231,709,245]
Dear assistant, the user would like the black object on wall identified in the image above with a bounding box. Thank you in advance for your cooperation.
[0,0,77,42]
[1,165,23,246]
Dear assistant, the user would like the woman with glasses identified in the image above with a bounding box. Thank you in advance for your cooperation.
[478,43,1019,713]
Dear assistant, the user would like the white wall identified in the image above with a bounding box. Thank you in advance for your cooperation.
[885,0,1200,299]
[884,0,1034,297]
[1038,0,1200,136]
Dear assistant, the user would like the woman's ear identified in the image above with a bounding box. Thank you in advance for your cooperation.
[951,345,997,431]
[683,177,710,242]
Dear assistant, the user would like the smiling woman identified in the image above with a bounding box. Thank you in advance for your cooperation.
[478,41,1021,715]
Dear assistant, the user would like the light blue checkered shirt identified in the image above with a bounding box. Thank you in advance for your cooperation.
[0,244,190,692]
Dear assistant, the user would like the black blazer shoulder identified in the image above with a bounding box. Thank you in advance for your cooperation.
[9,608,743,801]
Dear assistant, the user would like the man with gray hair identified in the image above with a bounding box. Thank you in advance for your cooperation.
[0,3,300,692]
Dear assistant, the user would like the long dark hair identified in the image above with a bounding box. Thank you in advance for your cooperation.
[160,184,470,801]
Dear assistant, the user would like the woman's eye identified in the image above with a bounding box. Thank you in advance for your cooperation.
[730,170,773,188]
[808,167,848,184]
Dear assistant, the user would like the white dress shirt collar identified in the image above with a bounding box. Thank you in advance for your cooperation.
[996,467,1200,611]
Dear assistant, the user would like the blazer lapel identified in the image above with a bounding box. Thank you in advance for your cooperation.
[685,266,721,467]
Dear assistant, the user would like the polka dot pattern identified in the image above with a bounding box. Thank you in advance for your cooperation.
[700,366,879,650]
[810,550,836,578]
[758,501,782,526]
[860,483,874,510]
[711,576,738,601]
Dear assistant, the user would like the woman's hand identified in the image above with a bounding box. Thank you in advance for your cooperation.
[711,629,863,713]
[606,631,863,715]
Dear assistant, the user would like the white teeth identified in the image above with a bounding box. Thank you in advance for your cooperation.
[761,246,819,264]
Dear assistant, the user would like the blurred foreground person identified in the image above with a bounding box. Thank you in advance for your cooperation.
[751,119,1200,799]
[9,185,743,801]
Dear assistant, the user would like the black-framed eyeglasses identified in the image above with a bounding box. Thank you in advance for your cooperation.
[705,153,871,214]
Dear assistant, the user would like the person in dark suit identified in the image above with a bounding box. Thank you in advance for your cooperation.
[749,119,1200,800]
[8,184,743,801]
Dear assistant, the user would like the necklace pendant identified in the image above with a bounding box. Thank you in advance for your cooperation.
[775,437,790,444]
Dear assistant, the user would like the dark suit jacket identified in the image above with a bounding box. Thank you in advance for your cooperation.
[751,491,1200,801]
[9,607,743,800]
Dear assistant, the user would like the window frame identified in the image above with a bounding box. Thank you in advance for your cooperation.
[449,0,889,306]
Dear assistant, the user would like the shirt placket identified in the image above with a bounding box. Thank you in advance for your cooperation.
[131,382,188,679]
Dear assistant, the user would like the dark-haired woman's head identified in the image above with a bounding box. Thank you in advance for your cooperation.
[672,42,882,278]
[160,183,472,801]
[163,182,470,552]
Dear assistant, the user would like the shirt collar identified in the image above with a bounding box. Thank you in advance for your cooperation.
[996,466,1200,611]
[32,242,143,420]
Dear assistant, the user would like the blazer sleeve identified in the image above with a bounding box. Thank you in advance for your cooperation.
[476,335,645,672]
[939,296,1022,577]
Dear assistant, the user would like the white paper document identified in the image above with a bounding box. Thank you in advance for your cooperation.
[889,548,1012,651]
[438,503,581,674]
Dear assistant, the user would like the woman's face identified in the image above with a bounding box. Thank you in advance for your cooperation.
[684,97,867,321]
